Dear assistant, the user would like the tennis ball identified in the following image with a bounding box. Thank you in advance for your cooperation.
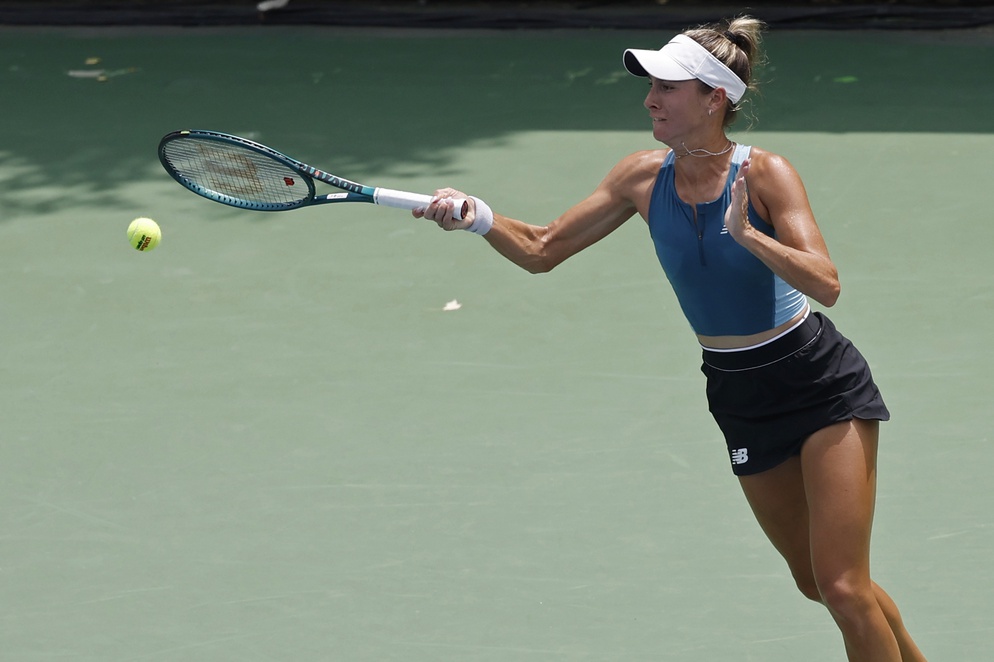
[127,217,161,252]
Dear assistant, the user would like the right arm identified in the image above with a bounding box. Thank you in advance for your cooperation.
[416,150,661,274]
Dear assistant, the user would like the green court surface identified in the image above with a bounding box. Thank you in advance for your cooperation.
[1,25,992,661]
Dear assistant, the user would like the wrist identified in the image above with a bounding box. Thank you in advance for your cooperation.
[465,196,494,235]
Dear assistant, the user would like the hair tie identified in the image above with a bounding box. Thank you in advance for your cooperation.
[724,30,739,46]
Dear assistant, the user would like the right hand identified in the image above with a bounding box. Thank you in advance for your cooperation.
[413,187,474,231]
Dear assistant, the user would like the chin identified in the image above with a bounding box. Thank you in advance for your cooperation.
[652,124,672,143]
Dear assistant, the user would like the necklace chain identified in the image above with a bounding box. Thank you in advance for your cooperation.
[676,140,735,159]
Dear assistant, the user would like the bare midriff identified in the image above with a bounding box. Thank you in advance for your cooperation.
[697,304,811,351]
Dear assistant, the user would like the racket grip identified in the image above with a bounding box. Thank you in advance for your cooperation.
[374,188,467,221]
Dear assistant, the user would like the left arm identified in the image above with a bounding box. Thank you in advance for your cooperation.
[725,150,841,307]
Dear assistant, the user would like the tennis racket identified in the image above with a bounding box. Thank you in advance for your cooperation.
[157,130,466,218]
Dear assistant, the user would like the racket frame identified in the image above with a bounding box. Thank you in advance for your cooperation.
[158,130,464,218]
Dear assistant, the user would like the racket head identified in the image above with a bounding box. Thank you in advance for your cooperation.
[158,130,315,211]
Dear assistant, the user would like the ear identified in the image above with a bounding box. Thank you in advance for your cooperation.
[709,87,729,114]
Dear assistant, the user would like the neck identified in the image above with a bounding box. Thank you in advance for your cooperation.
[672,135,734,159]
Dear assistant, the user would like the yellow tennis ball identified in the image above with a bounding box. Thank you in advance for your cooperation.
[127,217,161,252]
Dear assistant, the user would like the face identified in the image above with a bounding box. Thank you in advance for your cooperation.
[643,77,715,145]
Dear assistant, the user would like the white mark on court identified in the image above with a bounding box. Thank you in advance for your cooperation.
[69,586,175,606]
[595,71,629,85]
[565,67,592,84]
[927,523,992,540]
[19,497,127,530]
[750,632,831,644]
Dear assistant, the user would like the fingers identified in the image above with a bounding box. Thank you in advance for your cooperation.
[731,159,750,206]
[429,197,459,230]
[733,159,750,189]
[725,160,753,244]
[414,188,473,232]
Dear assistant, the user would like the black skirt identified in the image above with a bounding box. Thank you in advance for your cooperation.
[701,312,890,476]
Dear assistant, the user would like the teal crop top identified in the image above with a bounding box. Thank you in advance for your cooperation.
[648,144,807,336]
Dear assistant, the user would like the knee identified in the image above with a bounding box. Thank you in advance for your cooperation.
[793,574,823,603]
[783,559,822,603]
[817,576,876,621]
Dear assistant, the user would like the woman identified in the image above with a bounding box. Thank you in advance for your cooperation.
[415,16,927,662]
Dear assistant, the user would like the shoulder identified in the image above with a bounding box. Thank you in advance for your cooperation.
[626,148,669,170]
[567,149,667,220]
[742,147,812,221]
[603,149,669,216]
[604,149,667,189]
[743,147,804,187]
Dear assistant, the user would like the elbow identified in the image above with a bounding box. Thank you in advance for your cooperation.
[520,232,563,274]
[817,277,842,308]
[524,247,571,274]
[523,256,558,274]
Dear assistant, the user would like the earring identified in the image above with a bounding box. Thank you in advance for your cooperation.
[708,109,713,116]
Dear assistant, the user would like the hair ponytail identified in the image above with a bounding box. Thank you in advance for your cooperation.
[684,15,767,126]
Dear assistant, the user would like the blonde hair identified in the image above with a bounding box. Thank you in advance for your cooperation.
[683,16,766,127]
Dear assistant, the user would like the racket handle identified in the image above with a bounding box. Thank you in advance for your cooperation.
[374,188,467,221]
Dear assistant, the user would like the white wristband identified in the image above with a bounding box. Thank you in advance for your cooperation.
[465,196,494,236]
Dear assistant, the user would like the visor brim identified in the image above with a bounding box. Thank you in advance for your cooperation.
[623,48,695,81]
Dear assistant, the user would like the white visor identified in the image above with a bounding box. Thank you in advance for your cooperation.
[624,34,747,105]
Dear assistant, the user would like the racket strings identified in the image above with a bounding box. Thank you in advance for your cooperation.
[162,138,311,206]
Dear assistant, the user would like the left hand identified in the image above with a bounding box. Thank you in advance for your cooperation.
[724,158,755,244]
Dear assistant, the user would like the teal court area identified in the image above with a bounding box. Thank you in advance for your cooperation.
[1,23,992,661]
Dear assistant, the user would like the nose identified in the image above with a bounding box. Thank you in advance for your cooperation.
[644,86,659,110]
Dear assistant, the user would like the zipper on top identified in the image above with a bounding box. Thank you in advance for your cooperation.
[690,205,706,267]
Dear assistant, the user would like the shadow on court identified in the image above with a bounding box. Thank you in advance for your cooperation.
[1,27,992,218]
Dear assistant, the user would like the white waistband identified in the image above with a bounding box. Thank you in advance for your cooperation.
[700,305,811,353]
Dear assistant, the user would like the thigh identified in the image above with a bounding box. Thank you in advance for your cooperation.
[737,419,881,585]
[800,419,879,584]
[738,455,814,581]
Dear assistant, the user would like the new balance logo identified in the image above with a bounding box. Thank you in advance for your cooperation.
[731,448,749,465]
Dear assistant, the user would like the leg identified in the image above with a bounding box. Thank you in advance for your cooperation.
[801,419,901,660]
[738,420,926,661]
[873,582,928,662]
[738,455,823,601]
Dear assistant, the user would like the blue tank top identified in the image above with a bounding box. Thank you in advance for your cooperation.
[648,144,807,336]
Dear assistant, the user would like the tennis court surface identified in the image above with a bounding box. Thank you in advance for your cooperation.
[1,20,992,661]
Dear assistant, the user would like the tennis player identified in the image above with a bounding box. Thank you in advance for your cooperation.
[416,15,928,662]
